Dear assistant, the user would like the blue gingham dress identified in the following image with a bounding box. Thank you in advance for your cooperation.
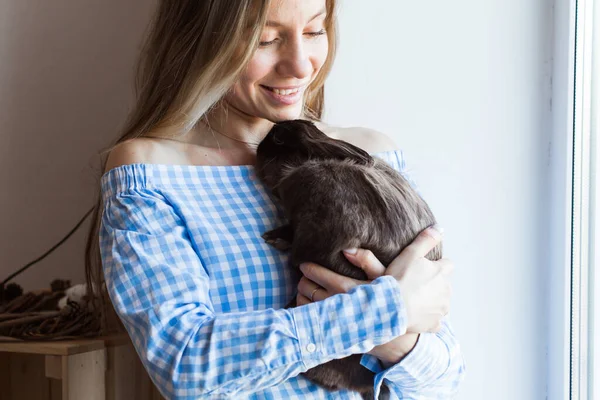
[99,149,465,399]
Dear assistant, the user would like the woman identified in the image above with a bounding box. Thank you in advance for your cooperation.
[85,0,466,398]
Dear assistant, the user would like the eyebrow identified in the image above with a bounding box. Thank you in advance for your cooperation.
[265,9,327,28]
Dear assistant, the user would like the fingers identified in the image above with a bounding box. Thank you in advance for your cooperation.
[437,258,454,275]
[342,248,386,280]
[388,225,444,276]
[297,276,328,302]
[406,225,444,261]
[297,293,311,306]
[299,263,362,294]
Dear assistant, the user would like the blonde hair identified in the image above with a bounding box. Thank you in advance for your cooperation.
[84,0,338,333]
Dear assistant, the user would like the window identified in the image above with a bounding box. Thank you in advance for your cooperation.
[570,0,598,397]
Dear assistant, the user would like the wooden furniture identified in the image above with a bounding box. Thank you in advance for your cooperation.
[0,335,164,400]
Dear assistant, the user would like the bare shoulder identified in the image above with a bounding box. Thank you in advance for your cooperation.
[104,137,175,174]
[339,126,399,154]
[314,121,399,154]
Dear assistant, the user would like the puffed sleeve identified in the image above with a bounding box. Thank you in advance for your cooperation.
[99,184,414,399]
[359,318,466,399]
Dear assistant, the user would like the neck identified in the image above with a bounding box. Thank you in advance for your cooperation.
[198,101,276,149]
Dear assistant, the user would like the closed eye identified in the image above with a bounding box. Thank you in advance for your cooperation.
[259,38,278,47]
[306,29,327,37]
[259,30,327,47]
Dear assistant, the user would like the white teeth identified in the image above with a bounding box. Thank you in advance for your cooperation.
[271,87,300,95]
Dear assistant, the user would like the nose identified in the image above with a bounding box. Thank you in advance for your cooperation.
[275,37,314,80]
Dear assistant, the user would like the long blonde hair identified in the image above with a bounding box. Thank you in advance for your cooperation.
[84,0,338,333]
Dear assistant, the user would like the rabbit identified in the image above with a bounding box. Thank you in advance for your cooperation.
[255,119,442,400]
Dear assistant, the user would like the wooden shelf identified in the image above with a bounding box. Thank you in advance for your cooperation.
[0,334,129,356]
[0,334,163,400]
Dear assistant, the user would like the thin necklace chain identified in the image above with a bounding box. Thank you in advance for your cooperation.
[201,120,262,147]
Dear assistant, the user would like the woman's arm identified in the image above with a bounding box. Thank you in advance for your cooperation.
[296,139,466,398]
[301,252,466,399]
[100,185,410,399]
[360,317,466,399]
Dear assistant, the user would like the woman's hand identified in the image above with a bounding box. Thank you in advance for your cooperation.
[296,225,453,365]
[383,226,453,334]
[297,252,421,366]
[296,251,384,305]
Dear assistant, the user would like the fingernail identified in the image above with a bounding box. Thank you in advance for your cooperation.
[429,224,444,236]
[343,248,357,255]
[299,263,307,272]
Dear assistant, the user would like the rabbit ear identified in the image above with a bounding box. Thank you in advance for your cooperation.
[317,137,374,165]
[292,120,374,165]
[270,119,374,165]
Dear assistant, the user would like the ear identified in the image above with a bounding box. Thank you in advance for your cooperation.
[298,120,374,165]
[313,137,374,165]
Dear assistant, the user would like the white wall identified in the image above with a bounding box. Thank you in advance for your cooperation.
[325,1,554,399]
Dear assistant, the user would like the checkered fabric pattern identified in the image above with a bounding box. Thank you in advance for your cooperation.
[99,150,465,399]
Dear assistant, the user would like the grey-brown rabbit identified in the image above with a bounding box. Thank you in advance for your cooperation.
[255,119,442,400]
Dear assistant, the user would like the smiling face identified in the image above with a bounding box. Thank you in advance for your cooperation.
[222,0,329,122]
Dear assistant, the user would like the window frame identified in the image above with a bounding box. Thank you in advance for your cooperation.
[547,0,577,399]
[551,0,599,398]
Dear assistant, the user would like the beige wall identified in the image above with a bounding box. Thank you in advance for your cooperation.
[0,1,156,291]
